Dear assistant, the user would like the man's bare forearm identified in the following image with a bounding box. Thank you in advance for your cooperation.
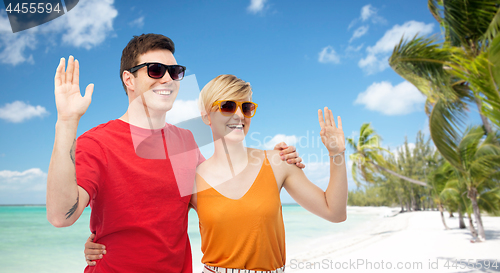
[46,119,82,227]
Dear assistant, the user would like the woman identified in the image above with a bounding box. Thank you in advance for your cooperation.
[85,75,348,272]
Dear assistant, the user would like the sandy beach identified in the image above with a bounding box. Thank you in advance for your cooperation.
[286,208,500,273]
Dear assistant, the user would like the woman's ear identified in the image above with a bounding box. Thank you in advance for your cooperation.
[201,111,211,125]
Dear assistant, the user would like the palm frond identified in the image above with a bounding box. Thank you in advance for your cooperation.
[442,0,500,48]
[487,34,500,121]
[449,49,500,128]
[346,137,357,151]
[458,126,485,165]
[477,188,500,215]
[489,28,500,84]
[481,5,500,44]
[428,0,444,24]
[390,36,462,102]
[429,97,468,170]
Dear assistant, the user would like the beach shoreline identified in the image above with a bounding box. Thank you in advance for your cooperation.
[286,209,500,272]
[3,206,497,272]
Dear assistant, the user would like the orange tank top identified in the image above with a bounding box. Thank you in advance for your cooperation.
[196,151,286,271]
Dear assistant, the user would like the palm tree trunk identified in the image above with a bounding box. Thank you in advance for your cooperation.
[368,161,429,187]
[438,203,450,230]
[468,187,486,241]
[467,212,478,240]
[458,209,466,229]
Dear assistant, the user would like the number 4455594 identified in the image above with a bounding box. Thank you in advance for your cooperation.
[444,259,498,270]
[5,3,62,14]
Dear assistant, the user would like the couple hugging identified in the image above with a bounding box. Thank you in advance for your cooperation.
[46,33,347,273]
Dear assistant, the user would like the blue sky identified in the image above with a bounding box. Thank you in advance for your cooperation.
[0,0,483,204]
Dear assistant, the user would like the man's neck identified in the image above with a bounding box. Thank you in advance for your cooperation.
[119,108,166,130]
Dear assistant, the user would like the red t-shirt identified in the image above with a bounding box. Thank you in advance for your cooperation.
[76,119,204,273]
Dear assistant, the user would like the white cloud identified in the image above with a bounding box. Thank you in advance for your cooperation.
[247,0,268,14]
[263,134,298,149]
[361,4,386,24]
[0,10,9,33]
[52,0,118,49]
[346,44,364,53]
[350,25,369,43]
[359,21,434,74]
[358,53,388,74]
[0,168,47,204]
[0,101,49,123]
[361,4,376,21]
[166,99,201,124]
[0,0,117,65]
[354,81,426,115]
[129,16,144,28]
[318,46,340,64]
[0,11,37,65]
[347,20,357,30]
[348,4,386,30]
[390,143,416,159]
[368,21,434,54]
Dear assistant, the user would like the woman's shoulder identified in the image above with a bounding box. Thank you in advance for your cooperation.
[265,149,300,174]
[264,149,280,157]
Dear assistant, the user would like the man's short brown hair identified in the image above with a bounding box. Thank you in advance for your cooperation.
[120,34,175,95]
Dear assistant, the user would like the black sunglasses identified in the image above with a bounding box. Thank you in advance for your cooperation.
[127,63,186,80]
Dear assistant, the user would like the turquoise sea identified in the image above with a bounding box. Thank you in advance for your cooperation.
[0,205,382,273]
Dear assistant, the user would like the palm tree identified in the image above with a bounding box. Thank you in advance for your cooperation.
[347,123,429,187]
[433,159,465,230]
[440,163,500,239]
[435,126,500,241]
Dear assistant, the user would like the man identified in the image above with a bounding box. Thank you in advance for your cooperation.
[46,34,303,272]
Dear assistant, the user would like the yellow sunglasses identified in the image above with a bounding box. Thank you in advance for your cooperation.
[212,100,258,118]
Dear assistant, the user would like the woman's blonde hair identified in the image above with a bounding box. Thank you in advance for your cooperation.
[198,74,253,114]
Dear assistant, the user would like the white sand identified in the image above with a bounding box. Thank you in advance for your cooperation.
[286,209,500,272]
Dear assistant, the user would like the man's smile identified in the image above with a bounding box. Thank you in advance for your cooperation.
[152,89,173,95]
